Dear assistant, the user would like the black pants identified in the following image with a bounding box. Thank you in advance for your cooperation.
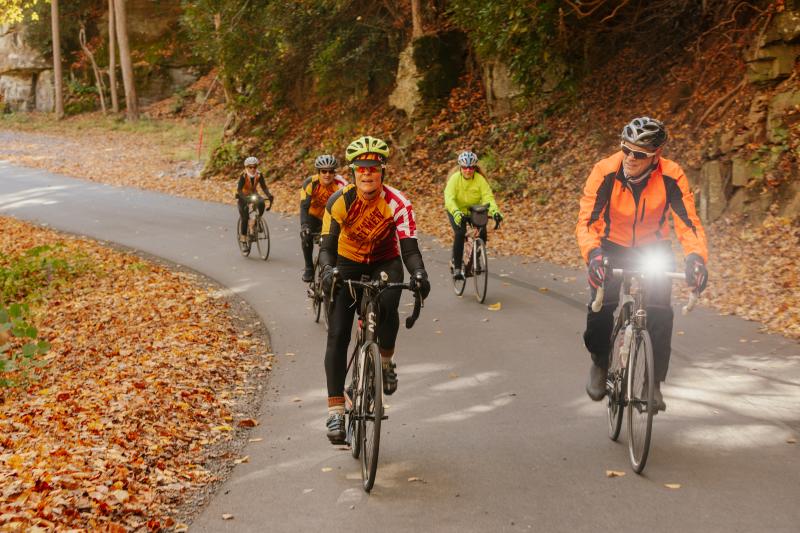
[300,217,323,271]
[238,197,265,235]
[447,211,487,269]
[583,241,675,382]
[325,257,404,398]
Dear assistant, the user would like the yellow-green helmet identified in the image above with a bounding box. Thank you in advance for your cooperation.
[345,135,389,164]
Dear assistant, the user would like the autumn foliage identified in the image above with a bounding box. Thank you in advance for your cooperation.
[0,217,270,530]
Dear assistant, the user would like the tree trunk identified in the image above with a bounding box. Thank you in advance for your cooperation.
[411,0,423,38]
[114,0,138,120]
[51,0,64,119]
[79,25,107,114]
[108,0,119,113]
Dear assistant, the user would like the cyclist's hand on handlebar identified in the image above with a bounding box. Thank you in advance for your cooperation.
[410,269,431,300]
[300,224,311,240]
[452,210,465,227]
[684,253,708,293]
[587,248,605,289]
[321,265,335,295]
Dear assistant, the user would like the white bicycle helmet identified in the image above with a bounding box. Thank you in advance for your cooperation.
[457,151,478,168]
[244,156,259,167]
[314,154,338,169]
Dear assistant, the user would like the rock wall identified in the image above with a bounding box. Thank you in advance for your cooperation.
[698,9,800,222]
[0,24,53,112]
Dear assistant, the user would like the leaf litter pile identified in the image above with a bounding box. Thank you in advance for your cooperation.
[0,216,271,531]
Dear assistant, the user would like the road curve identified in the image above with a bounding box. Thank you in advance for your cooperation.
[1,162,798,533]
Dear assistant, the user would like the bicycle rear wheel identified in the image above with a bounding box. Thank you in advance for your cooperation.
[312,255,322,323]
[236,216,250,257]
[627,330,655,473]
[473,238,488,303]
[360,341,383,492]
[255,218,270,260]
[607,324,626,441]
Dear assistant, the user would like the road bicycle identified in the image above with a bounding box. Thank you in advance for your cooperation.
[306,233,331,328]
[592,259,698,473]
[331,270,423,492]
[450,204,501,303]
[236,194,272,260]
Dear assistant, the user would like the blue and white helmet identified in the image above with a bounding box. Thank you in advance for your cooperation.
[457,151,478,168]
[314,154,338,170]
[244,156,259,167]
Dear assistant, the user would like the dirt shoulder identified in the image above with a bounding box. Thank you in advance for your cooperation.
[0,216,272,531]
[1,116,797,340]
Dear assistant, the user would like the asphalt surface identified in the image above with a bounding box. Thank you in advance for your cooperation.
[1,162,798,533]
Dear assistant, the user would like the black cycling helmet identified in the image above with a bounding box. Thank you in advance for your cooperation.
[621,117,667,149]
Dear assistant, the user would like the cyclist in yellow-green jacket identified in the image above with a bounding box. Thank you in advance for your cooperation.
[444,151,503,280]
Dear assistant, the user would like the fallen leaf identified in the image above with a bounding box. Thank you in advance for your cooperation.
[487,302,502,311]
[538,287,549,292]
[664,483,681,489]
[248,437,264,443]
[222,513,234,520]
[408,476,425,483]
[303,489,314,494]
[605,470,626,478]
[212,425,234,432]
[234,456,250,464]
[238,418,258,427]
[787,437,797,444]
[292,397,302,403]
[321,467,333,472]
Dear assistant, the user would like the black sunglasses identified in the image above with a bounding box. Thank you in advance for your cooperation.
[620,143,657,160]
[319,169,336,174]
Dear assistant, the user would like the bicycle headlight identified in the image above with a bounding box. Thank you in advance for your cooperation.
[641,251,669,274]
[249,194,258,201]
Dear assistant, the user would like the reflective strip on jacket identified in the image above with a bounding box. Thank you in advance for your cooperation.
[575,151,708,264]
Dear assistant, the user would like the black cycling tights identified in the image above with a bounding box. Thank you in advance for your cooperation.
[238,198,265,235]
[325,257,403,398]
[300,218,323,270]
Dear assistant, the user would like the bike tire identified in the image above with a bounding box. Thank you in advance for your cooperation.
[627,330,655,473]
[312,255,321,323]
[256,218,270,260]
[236,215,250,257]
[607,324,626,441]
[452,266,466,296]
[473,238,488,303]
[347,344,362,459]
[360,341,383,492]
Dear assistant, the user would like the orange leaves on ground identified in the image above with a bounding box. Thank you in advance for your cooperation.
[0,216,269,530]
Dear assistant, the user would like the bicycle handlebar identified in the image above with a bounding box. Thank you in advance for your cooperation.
[590,268,699,315]
[331,269,424,329]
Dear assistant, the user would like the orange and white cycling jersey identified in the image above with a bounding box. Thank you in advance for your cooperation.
[322,183,417,264]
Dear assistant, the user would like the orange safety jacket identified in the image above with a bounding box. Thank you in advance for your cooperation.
[576,151,708,264]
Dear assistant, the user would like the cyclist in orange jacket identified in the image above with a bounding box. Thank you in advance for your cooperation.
[576,117,708,411]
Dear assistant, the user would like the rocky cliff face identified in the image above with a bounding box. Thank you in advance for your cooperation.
[699,9,800,221]
[0,0,201,113]
[0,24,53,112]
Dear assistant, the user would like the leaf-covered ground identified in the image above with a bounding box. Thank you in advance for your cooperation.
[0,216,271,531]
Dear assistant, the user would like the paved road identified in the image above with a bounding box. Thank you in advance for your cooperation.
[1,162,798,532]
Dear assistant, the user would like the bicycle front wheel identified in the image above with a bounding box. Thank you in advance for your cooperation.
[347,344,362,459]
[607,325,626,441]
[360,341,383,492]
[473,238,488,303]
[627,330,655,473]
[312,255,322,323]
[236,216,250,257]
[255,218,270,260]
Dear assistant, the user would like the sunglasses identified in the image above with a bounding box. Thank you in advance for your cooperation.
[461,166,476,171]
[246,165,257,169]
[319,169,335,174]
[620,143,657,160]
[355,165,381,174]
